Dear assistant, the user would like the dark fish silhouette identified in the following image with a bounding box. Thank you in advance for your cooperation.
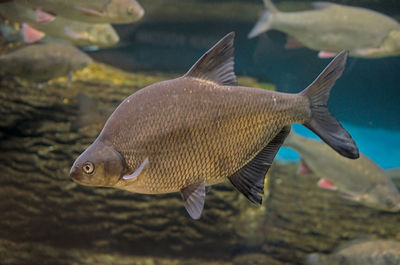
[0,43,92,82]
[70,32,358,219]
[284,130,400,212]
[249,0,400,58]
[307,238,400,265]
[0,2,119,47]
[16,0,144,24]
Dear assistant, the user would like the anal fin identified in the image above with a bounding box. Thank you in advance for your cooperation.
[229,126,290,205]
[181,180,206,220]
[285,36,304,49]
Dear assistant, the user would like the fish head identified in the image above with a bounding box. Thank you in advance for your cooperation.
[106,0,145,22]
[88,25,120,47]
[71,52,93,70]
[360,184,400,212]
[386,30,400,53]
[70,140,126,187]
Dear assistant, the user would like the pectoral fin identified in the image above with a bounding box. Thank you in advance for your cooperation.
[229,126,290,205]
[317,178,337,190]
[318,51,338,58]
[22,24,45,43]
[74,5,105,17]
[64,27,86,40]
[123,157,149,180]
[35,9,55,23]
[342,192,363,202]
[354,47,382,57]
[181,180,206,220]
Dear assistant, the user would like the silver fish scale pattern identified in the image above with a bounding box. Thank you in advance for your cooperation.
[102,77,310,194]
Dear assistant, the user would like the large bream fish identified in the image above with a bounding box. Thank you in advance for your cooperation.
[248,0,400,58]
[284,131,400,212]
[70,32,359,219]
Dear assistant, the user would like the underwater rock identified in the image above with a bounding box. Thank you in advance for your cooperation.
[233,253,292,265]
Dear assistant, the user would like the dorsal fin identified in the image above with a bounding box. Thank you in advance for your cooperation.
[184,32,237,86]
[312,2,336,10]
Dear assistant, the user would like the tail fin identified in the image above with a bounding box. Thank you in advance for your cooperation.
[248,0,278,39]
[263,0,278,13]
[301,50,359,159]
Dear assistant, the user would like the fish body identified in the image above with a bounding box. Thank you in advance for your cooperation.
[249,1,400,58]
[306,239,400,265]
[101,79,307,194]
[0,43,92,82]
[284,131,400,211]
[386,168,400,179]
[16,0,144,24]
[70,32,358,219]
[0,2,119,47]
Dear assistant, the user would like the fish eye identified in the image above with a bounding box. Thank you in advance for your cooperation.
[127,6,135,14]
[386,200,395,208]
[82,162,95,174]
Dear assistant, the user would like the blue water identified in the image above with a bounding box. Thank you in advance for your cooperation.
[277,123,400,169]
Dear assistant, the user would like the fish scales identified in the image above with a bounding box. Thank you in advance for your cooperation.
[106,78,308,194]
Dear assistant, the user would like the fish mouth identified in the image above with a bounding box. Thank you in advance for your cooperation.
[70,166,84,184]
[389,203,400,212]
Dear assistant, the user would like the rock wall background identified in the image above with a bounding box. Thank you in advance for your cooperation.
[1,64,399,265]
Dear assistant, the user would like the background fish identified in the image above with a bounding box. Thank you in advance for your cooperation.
[0,2,119,47]
[386,168,400,179]
[16,0,144,24]
[283,130,400,212]
[70,32,358,219]
[0,43,92,82]
[248,0,400,58]
[306,238,400,265]
[71,93,115,132]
